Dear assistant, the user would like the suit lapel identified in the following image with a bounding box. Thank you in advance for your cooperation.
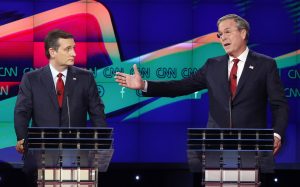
[63,66,76,104]
[219,55,231,97]
[234,50,256,99]
[40,65,59,109]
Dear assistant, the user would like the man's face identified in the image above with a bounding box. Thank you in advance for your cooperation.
[50,38,76,68]
[218,19,247,57]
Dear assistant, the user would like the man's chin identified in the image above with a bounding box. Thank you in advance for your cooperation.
[67,61,74,66]
[224,48,233,55]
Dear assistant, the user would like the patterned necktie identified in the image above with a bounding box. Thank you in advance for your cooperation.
[229,58,240,98]
[56,73,64,108]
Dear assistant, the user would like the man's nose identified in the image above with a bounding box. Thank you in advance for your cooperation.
[221,35,228,42]
[71,49,76,57]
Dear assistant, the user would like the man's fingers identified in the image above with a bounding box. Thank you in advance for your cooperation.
[16,144,24,154]
[115,64,141,88]
[115,74,127,84]
[17,146,24,154]
[115,75,124,82]
[273,137,281,156]
[133,64,140,75]
[273,145,280,155]
[115,72,126,77]
[119,83,127,87]
[16,139,25,154]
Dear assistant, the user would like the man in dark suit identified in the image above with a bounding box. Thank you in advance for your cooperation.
[14,29,106,186]
[115,14,288,176]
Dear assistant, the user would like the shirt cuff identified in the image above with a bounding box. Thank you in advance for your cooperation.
[142,80,148,92]
[274,133,281,140]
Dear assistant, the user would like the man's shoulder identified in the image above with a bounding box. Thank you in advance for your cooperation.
[249,50,274,62]
[248,50,277,70]
[213,55,226,60]
[69,66,93,77]
[207,54,228,64]
[24,65,48,78]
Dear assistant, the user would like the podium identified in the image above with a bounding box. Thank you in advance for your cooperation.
[26,127,113,187]
[187,128,274,187]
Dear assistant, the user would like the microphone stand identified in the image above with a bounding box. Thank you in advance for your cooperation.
[228,78,233,129]
[66,94,71,129]
[57,90,62,126]
[229,94,232,128]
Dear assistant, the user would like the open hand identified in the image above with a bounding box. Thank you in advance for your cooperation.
[115,64,145,90]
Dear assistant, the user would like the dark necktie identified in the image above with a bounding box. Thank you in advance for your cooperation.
[56,73,64,108]
[229,58,240,98]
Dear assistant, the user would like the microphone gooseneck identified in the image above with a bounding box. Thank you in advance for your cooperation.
[66,94,71,129]
[229,95,232,128]
[57,90,62,96]
[228,79,233,128]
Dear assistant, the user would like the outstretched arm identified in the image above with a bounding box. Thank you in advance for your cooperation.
[115,64,145,90]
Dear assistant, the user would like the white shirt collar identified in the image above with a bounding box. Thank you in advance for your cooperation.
[49,63,68,79]
[229,47,249,63]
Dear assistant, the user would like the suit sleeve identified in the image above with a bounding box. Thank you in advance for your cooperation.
[14,73,33,140]
[143,60,209,97]
[87,73,107,127]
[267,60,289,138]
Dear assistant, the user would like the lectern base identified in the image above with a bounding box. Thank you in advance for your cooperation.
[37,168,97,187]
[38,182,96,187]
[205,169,258,183]
[203,169,260,187]
[204,183,260,187]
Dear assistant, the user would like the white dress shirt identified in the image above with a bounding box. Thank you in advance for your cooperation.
[49,64,67,90]
[228,47,249,84]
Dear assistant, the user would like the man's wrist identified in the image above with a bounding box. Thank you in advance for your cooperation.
[142,80,148,92]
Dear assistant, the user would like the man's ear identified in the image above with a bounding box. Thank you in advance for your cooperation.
[241,29,247,40]
[49,48,56,58]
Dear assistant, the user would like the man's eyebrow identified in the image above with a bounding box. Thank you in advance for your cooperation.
[218,28,230,32]
[66,44,75,48]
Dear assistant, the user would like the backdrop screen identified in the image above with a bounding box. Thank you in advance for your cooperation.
[0,0,299,167]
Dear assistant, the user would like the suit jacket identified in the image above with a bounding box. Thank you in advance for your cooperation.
[143,50,288,138]
[14,65,106,140]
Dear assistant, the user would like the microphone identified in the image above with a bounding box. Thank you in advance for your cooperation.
[229,95,233,128]
[58,90,62,126]
[66,94,71,129]
[228,80,233,128]
[233,74,237,79]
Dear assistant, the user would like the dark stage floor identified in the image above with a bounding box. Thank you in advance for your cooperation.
[1,162,299,187]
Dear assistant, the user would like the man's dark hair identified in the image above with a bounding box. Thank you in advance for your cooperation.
[44,29,74,59]
[217,14,250,41]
